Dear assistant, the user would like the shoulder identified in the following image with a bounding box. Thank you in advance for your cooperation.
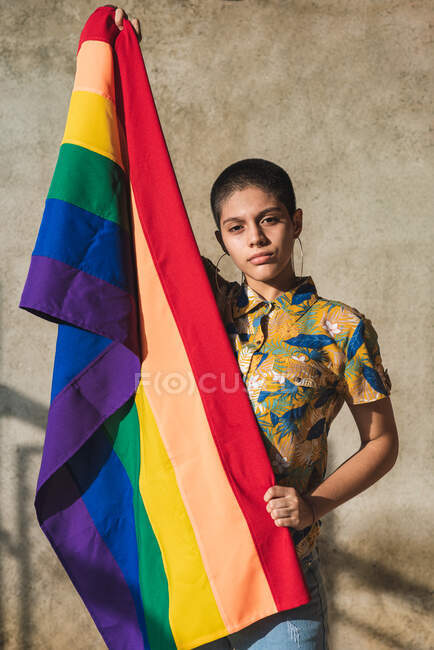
[314,294,365,319]
[309,294,382,355]
[200,255,241,313]
[309,295,391,399]
[312,294,367,328]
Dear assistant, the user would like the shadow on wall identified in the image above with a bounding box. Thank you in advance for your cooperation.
[0,385,432,649]
[0,384,45,650]
[319,514,433,650]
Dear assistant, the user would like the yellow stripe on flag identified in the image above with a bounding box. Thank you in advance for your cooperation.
[62,90,125,171]
[135,381,228,649]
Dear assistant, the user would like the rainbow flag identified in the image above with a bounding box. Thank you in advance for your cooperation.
[19,5,309,648]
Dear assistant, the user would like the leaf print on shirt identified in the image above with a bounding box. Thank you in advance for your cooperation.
[237,345,255,376]
[362,364,388,395]
[291,353,309,362]
[272,404,309,443]
[322,319,342,337]
[293,438,323,466]
[291,281,317,305]
[258,376,299,403]
[284,333,335,366]
[347,319,365,361]
[314,387,336,409]
[284,334,335,349]
[306,417,326,440]
[341,314,390,403]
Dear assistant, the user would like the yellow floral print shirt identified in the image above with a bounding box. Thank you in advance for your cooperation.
[202,257,392,559]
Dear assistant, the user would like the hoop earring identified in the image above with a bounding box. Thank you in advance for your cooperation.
[214,252,245,294]
[214,252,227,295]
[295,236,304,277]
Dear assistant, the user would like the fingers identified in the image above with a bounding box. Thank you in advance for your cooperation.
[264,485,311,529]
[115,7,127,29]
[131,17,142,41]
[273,511,305,529]
[266,496,293,511]
[272,511,301,528]
[264,485,296,501]
[114,7,142,41]
[267,503,297,520]
[265,489,307,529]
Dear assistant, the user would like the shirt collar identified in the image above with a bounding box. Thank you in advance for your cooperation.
[232,275,318,320]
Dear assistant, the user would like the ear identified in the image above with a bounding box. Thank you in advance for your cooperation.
[292,208,303,239]
[215,229,229,254]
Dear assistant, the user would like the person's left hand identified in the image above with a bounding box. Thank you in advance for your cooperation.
[115,7,142,42]
[264,485,314,530]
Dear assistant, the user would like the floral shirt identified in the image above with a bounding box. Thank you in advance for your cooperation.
[201,257,392,558]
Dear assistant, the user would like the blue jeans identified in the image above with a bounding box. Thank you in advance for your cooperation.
[198,546,329,649]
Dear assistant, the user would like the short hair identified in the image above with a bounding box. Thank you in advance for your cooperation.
[210,158,296,231]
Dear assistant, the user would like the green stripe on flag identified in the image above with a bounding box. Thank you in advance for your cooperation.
[104,397,176,650]
[48,143,130,231]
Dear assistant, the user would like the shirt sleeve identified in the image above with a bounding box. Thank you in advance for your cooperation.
[340,313,392,405]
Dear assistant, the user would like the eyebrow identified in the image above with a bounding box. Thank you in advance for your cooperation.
[221,206,283,227]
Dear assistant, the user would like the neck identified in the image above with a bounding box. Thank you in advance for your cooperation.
[245,266,300,301]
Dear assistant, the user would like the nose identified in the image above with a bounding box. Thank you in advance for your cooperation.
[247,222,268,247]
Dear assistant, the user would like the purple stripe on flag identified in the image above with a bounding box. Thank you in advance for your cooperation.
[42,472,145,649]
[19,255,135,345]
[36,340,140,492]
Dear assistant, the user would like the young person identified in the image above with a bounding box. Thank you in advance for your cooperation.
[116,10,399,650]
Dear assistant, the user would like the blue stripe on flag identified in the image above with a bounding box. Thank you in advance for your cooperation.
[50,324,113,401]
[68,426,149,647]
[33,198,131,291]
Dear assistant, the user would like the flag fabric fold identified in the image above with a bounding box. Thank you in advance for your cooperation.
[19,5,309,648]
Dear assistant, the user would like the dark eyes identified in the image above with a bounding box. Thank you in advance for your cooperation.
[228,216,278,233]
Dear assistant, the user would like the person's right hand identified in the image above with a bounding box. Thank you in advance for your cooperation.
[115,7,142,42]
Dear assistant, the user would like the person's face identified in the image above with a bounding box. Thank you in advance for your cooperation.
[215,185,302,293]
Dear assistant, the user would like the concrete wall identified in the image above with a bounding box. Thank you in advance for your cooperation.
[2,1,432,648]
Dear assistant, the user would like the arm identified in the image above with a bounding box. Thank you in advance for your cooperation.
[264,396,399,529]
[304,396,399,522]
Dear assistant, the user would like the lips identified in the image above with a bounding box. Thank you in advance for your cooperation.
[248,252,274,263]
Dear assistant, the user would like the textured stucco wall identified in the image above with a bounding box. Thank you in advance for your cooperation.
[1,1,433,648]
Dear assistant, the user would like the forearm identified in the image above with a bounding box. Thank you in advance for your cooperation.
[305,431,399,521]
